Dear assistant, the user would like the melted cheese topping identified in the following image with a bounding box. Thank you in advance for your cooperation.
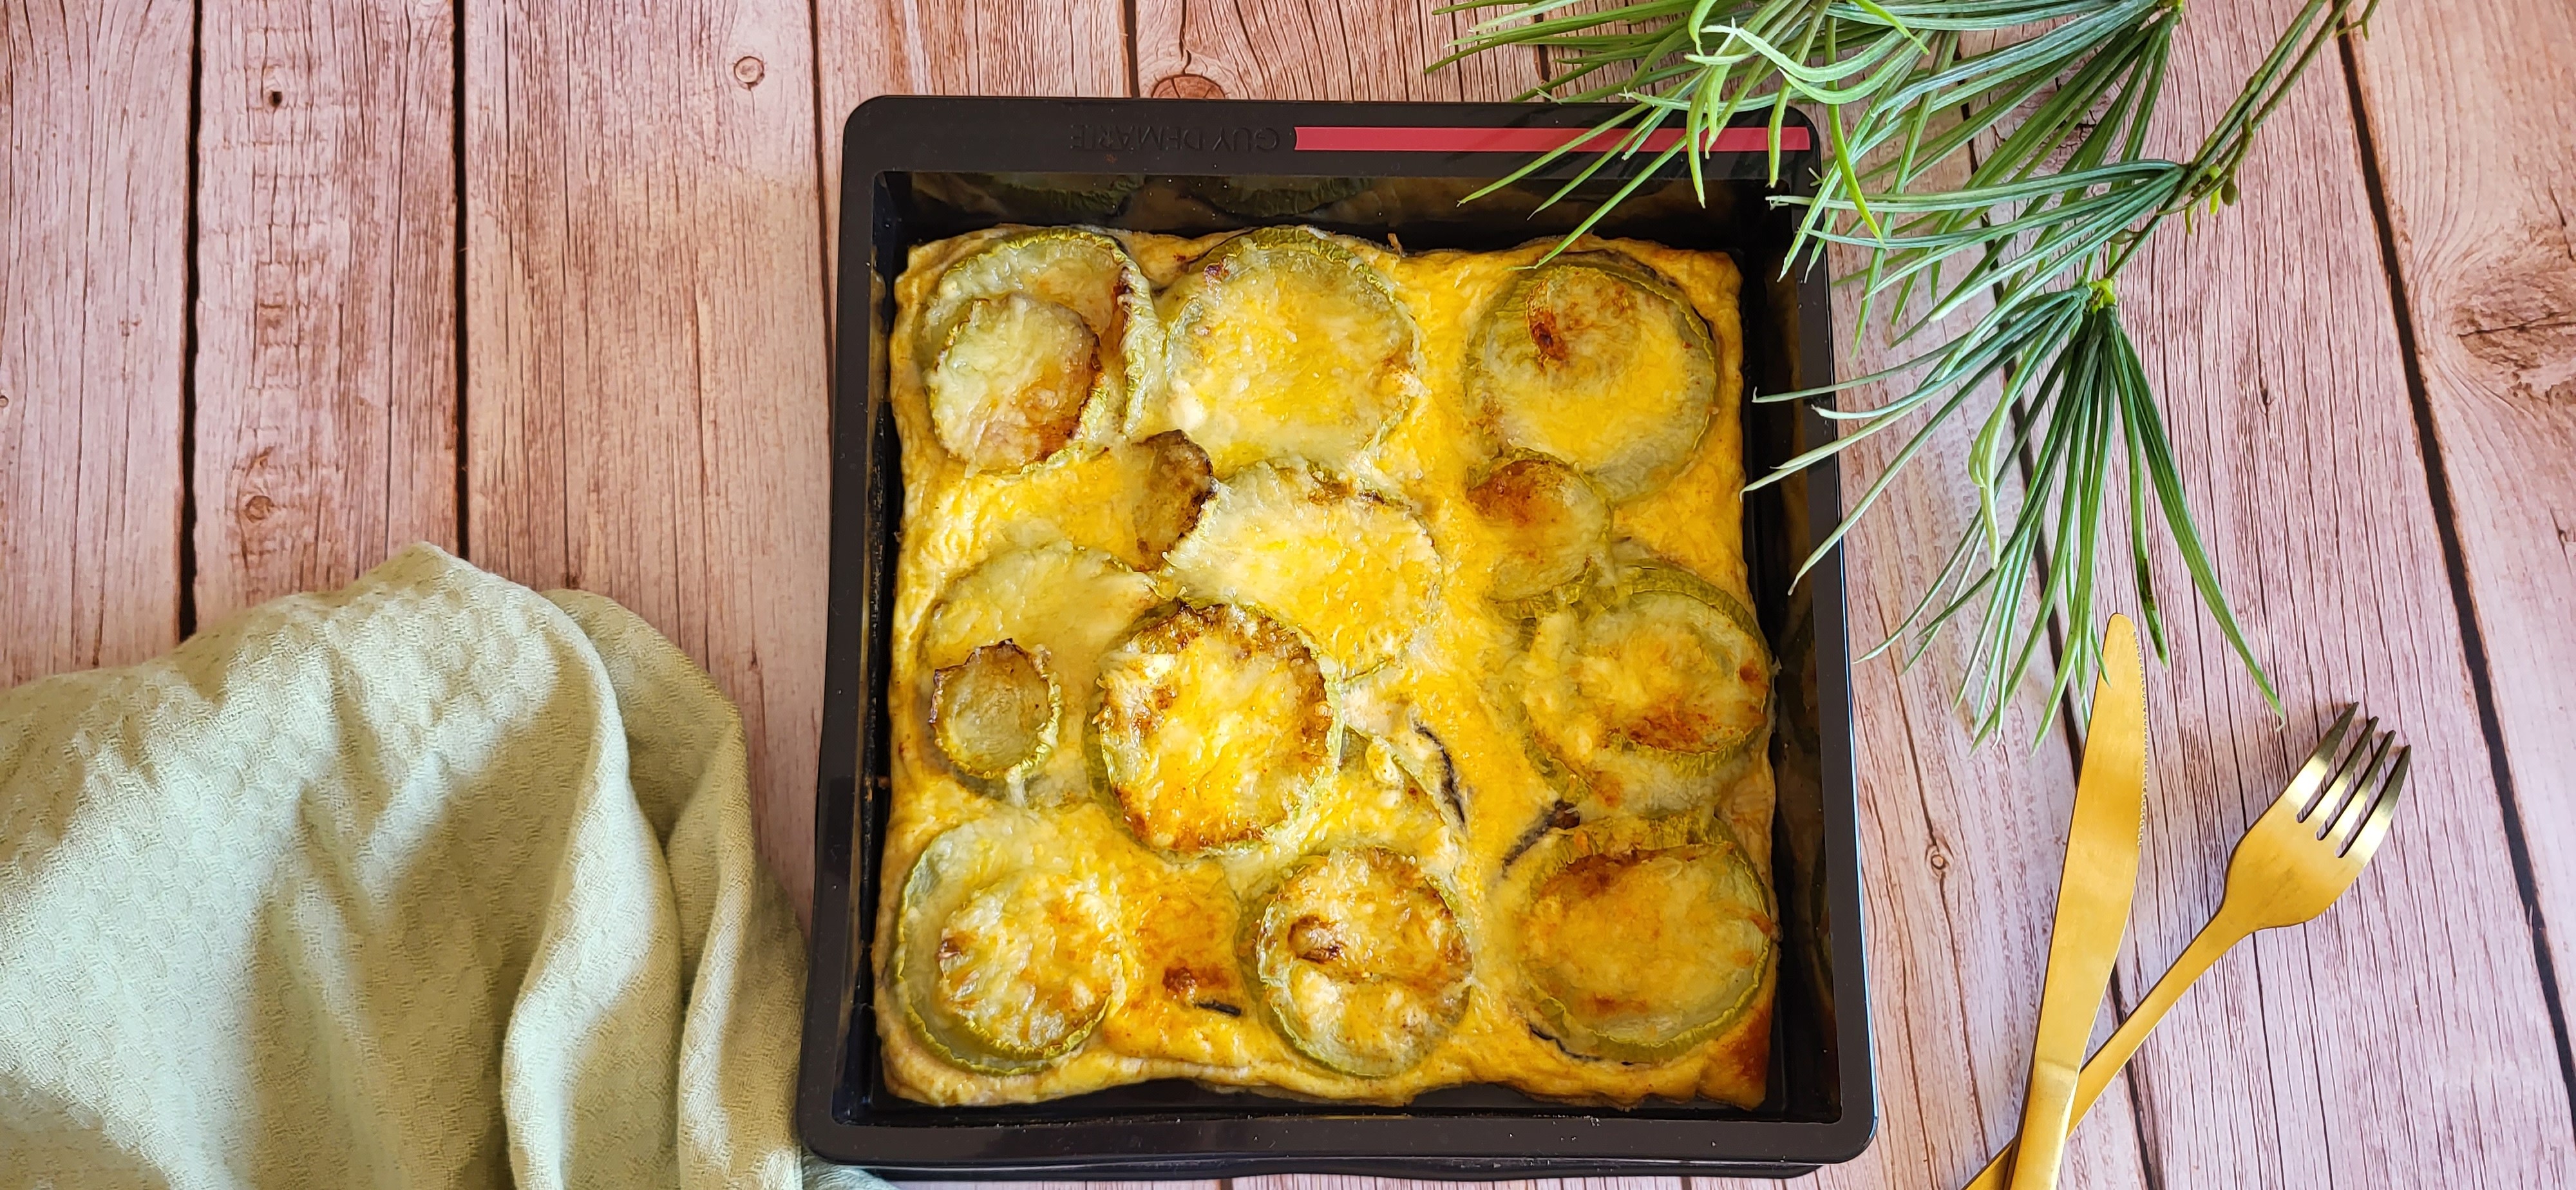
[1470,457,1611,602]
[877,226,1771,1109]
[1247,847,1471,1077]
[1097,605,1331,854]
[934,871,1121,1055]
[930,641,1057,780]
[1160,229,1422,474]
[922,229,1134,347]
[1471,260,1718,501]
[895,813,1132,1074]
[927,294,1101,469]
[1543,592,1768,757]
[1517,569,1772,817]
[1519,845,1769,1054]
[1163,462,1443,675]
[924,542,1157,804]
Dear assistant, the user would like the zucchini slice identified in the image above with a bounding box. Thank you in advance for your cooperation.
[1095,604,1332,855]
[1468,253,1719,502]
[1383,709,1466,829]
[1468,455,1611,604]
[1502,817,1774,1063]
[1126,430,1215,567]
[1163,461,1443,675]
[1339,675,1467,829]
[921,229,1156,472]
[1518,563,1772,815]
[1160,227,1422,474]
[929,641,1060,782]
[1242,846,1472,1077]
[925,543,1160,802]
[895,815,1126,1073]
[928,294,1100,471]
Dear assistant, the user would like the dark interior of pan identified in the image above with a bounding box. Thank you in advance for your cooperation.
[800,97,1871,1178]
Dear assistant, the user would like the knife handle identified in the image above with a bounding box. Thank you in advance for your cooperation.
[1965,915,2252,1190]
[2007,1060,2081,1190]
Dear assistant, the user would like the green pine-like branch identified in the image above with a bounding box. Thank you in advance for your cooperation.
[1435,0,2371,739]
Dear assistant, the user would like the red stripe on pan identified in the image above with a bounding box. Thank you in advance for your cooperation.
[1292,125,1810,153]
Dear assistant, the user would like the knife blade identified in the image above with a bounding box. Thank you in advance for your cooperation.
[2005,613,2148,1190]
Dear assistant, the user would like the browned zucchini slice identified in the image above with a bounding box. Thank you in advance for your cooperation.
[895,816,1126,1073]
[1162,461,1442,675]
[927,294,1100,470]
[1503,817,1773,1062]
[925,543,1160,803]
[1468,254,1718,502]
[1095,604,1332,855]
[1337,675,1468,828]
[929,641,1060,782]
[920,229,1156,473]
[1518,563,1771,813]
[1242,846,1472,1077]
[1468,455,1611,603]
[1125,430,1215,567]
[1159,227,1421,474]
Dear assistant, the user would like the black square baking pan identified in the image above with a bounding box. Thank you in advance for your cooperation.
[800,95,1870,1179]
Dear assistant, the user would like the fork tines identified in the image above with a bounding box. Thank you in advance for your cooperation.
[2289,703,2411,862]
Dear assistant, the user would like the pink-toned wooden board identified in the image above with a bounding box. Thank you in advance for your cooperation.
[2347,0,2576,1099]
[6,1,2576,1185]
[1132,0,1537,102]
[1,0,189,685]
[460,0,833,915]
[191,0,458,625]
[2082,3,2576,1183]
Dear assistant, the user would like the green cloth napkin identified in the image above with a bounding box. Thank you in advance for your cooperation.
[0,545,888,1189]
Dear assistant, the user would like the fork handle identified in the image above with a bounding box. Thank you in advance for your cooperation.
[1960,914,2255,1190]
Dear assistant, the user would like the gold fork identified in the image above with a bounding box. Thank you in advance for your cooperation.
[1964,704,2410,1190]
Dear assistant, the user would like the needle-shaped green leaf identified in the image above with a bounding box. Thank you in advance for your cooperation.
[1434,0,2363,735]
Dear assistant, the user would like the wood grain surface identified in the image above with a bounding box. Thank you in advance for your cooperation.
[6,1,2575,1185]
[460,0,832,913]
[1132,0,1539,101]
[1,0,189,684]
[2347,0,2576,1075]
[2088,3,2576,1184]
[191,0,457,625]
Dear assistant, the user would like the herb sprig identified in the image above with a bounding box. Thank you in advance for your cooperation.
[1436,0,2371,740]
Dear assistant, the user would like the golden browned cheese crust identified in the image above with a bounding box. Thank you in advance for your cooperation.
[876,225,1775,1109]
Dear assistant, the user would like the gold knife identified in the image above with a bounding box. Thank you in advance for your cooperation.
[2005,614,2148,1190]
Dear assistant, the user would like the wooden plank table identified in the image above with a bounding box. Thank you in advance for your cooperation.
[7,1,2573,1185]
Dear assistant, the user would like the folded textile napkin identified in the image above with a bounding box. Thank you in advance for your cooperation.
[0,545,887,1189]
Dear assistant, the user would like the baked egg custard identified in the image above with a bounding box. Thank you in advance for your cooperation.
[878,223,1776,1108]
